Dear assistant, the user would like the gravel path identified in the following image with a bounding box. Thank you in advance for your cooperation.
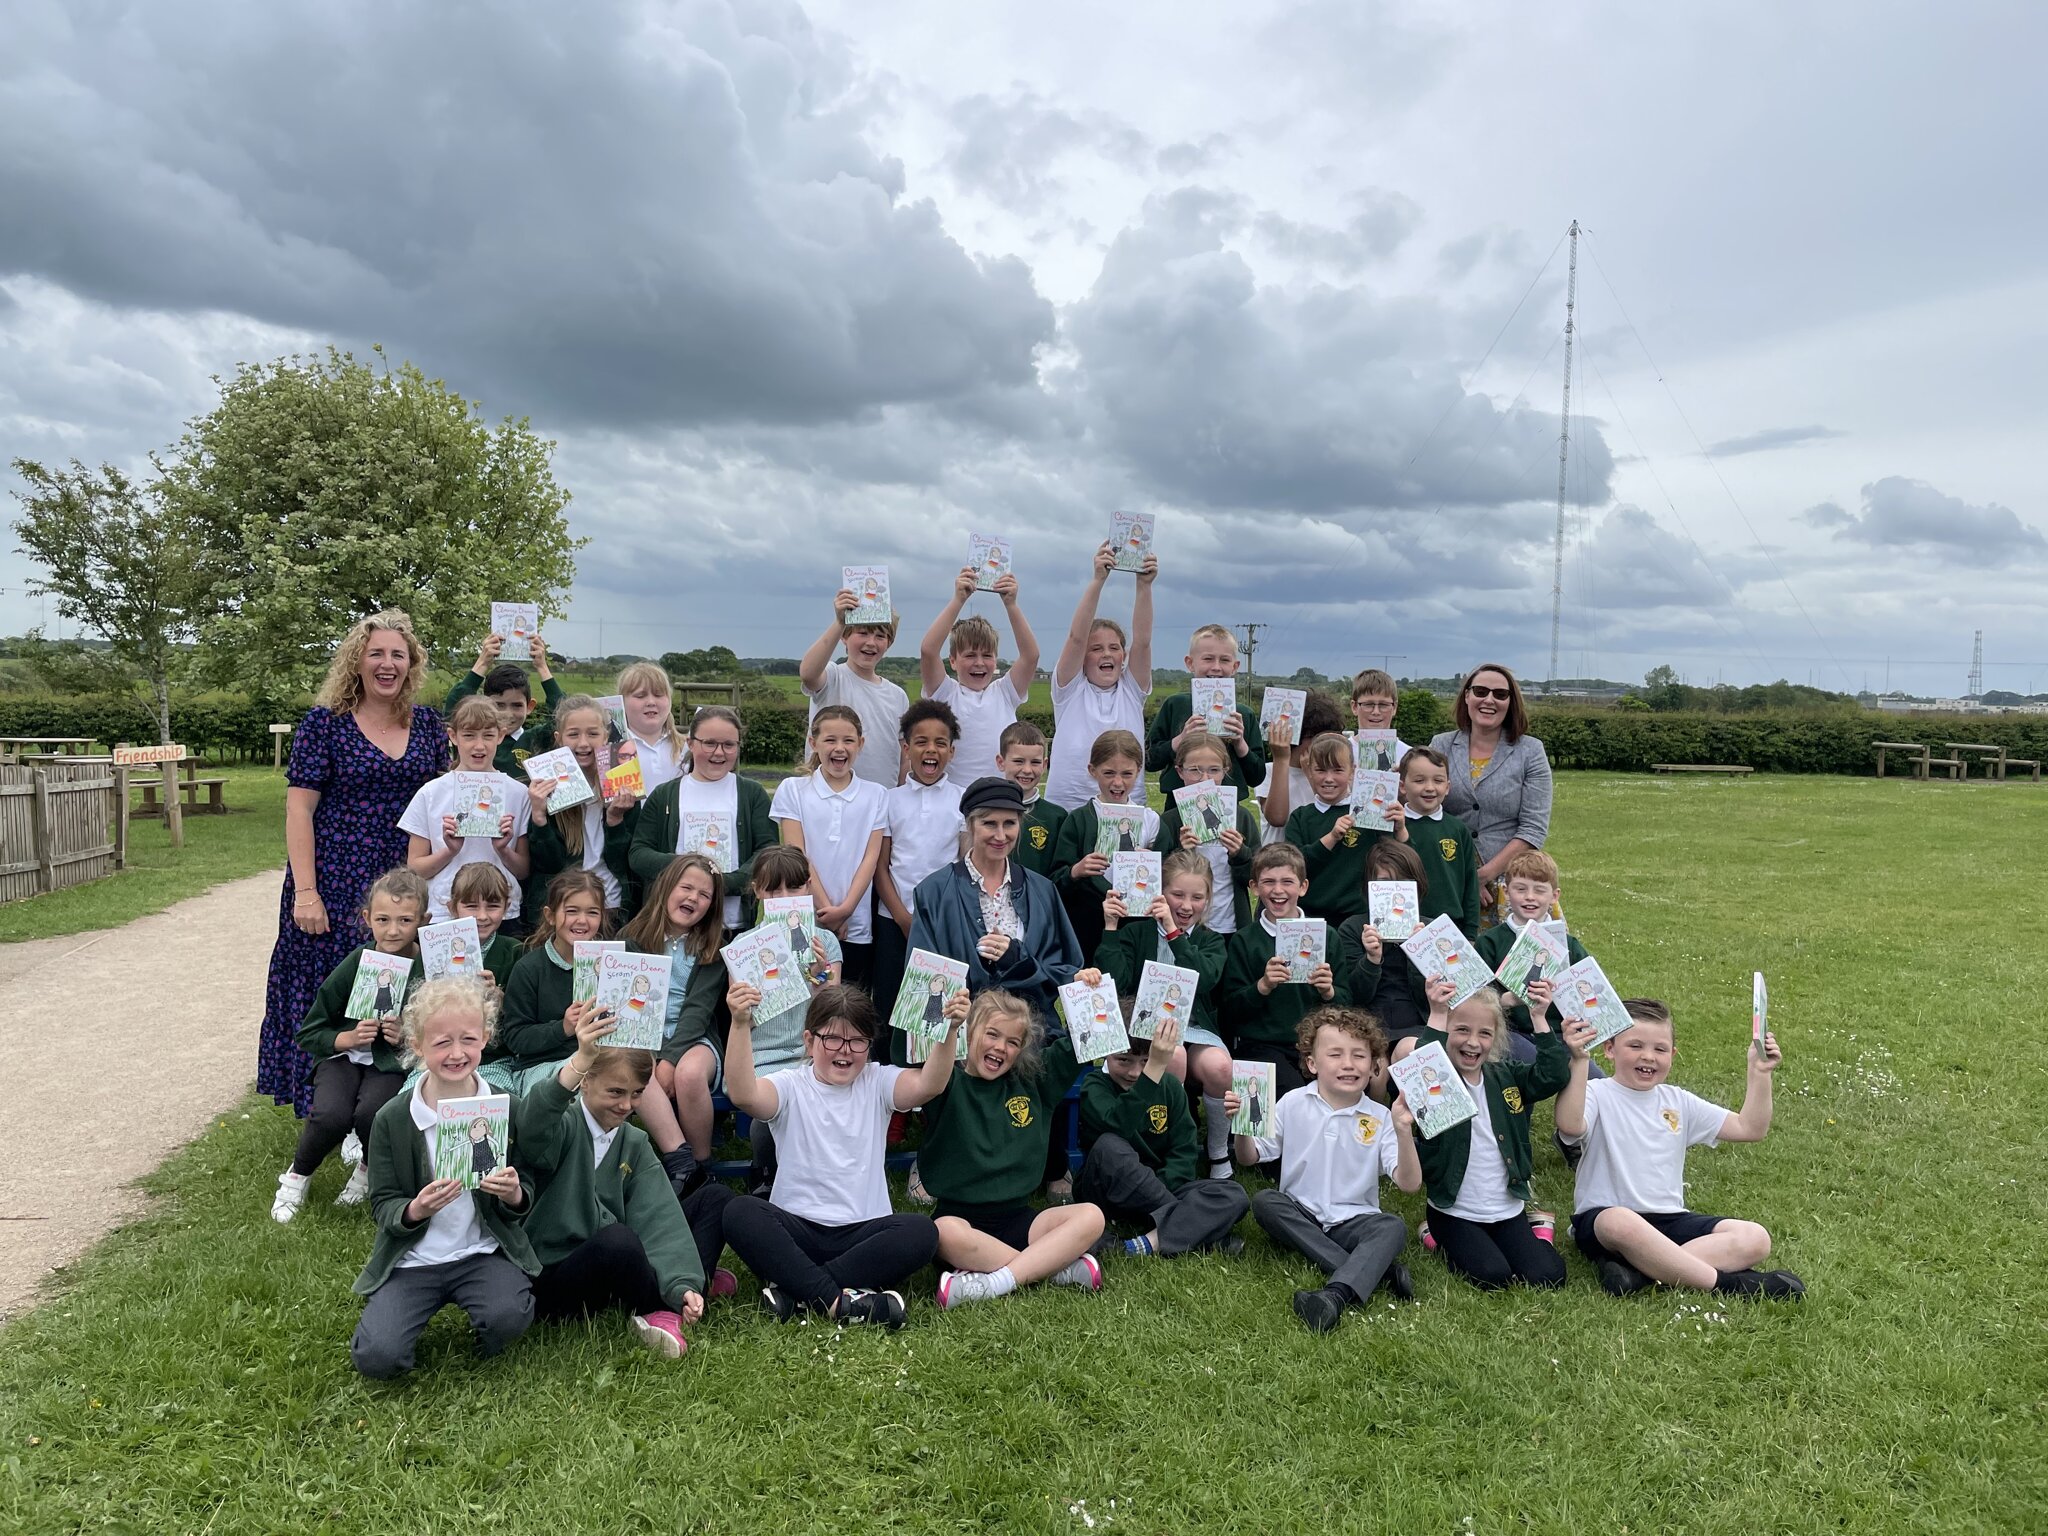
[0,870,278,1323]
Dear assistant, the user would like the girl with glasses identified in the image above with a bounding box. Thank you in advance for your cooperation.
[629,704,777,929]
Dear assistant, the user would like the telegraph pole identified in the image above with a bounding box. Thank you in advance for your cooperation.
[1237,622,1265,683]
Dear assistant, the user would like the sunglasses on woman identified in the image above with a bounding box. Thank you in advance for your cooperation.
[1467,684,1513,701]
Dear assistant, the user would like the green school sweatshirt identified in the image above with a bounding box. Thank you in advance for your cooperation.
[1094,918,1226,1040]
[1015,796,1069,879]
[512,1073,704,1306]
[1410,1025,1572,1210]
[1473,921,1591,1035]
[497,944,578,1070]
[921,1036,1083,1208]
[527,801,640,923]
[481,933,523,990]
[1079,1070,1200,1191]
[1217,919,1351,1050]
[1332,914,1427,1038]
[1152,798,1259,933]
[1286,801,1395,924]
[296,945,420,1073]
[1144,694,1269,799]
[445,671,565,777]
[1404,812,1482,939]
[626,775,777,906]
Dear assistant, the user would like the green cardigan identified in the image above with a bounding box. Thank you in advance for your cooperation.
[526,800,639,922]
[1079,1070,1200,1191]
[1405,811,1482,939]
[1015,796,1069,879]
[1285,802,1395,924]
[296,945,419,1074]
[1094,918,1226,1040]
[352,1082,538,1296]
[1217,919,1351,1050]
[626,774,777,908]
[1152,798,1258,933]
[1410,1026,1572,1210]
[512,1073,704,1306]
[496,944,577,1070]
[1474,921,1590,1036]
[445,671,564,777]
[481,933,522,989]
[1144,694,1269,799]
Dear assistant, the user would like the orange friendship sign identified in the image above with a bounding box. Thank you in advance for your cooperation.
[112,744,189,766]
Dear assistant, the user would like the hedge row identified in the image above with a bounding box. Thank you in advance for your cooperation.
[0,695,283,761]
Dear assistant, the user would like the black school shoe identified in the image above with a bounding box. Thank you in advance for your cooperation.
[760,1285,798,1324]
[659,1147,707,1199]
[836,1289,908,1330]
[1383,1262,1415,1301]
[1291,1287,1345,1334]
[1599,1259,1653,1296]
[1718,1268,1806,1301]
[1760,1269,1806,1299]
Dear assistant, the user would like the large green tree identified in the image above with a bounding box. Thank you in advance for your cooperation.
[160,348,581,697]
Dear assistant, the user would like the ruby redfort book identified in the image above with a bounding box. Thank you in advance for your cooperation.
[602,757,643,800]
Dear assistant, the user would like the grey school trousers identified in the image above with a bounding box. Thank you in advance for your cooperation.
[1250,1188,1407,1300]
[1075,1135,1250,1255]
[351,1251,534,1379]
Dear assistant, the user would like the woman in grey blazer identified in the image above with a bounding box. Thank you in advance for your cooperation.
[1430,664,1552,918]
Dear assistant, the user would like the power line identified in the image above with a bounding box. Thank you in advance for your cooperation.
[1237,621,1266,682]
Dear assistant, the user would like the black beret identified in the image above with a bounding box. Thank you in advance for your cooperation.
[958,776,1026,817]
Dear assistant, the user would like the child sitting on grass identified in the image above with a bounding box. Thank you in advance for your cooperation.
[1555,999,1804,1300]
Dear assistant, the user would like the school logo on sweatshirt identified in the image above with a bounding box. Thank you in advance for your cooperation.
[1029,825,1049,850]
[1356,1115,1378,1143]
[1147,1104,1168,1134]
[1005,1096,1033,1128]
[1661,1109,1681,1133]
[1341,828,1360,847]
[1502,1087,1523,1114]
[1438,837,1459,861]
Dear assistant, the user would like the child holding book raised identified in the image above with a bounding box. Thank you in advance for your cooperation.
[274,868,431,1222]
[1349,668,1410,772]
[1398,746,1481,939]
[920,567,1040,790]
[1079,1014,1250,1258]
[873,699,966,1048]
[1257,690,1346,846]
[350,975,536,1379]
[997,721,1068,878]
[446,628,563,775]
[1047,541,1155,811]
[613,662,688,793]
[524,694,639,924]
[734,845,842,1191]
[1335,838,1431,1057]
[1556,998,1803,1299]
[801,584,909,788]
[1146,623,1267,799]
[724,984,961,1328]
[1219,844,1344,1099]
[1286,731,1406,925]
[401,697,532,926]
[1051,729,1162,960]
[1474,849,1594,1062]
[449,864,522,992]
[622,854,730,1171]
[1237,1006,1420,1333]
[1156,733,1257,936]
[925,989,1108,1307]
[629,705,777,931]
[770,705,889,987]
[495,870,613,1088]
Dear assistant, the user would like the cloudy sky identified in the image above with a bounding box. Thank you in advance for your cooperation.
[3,0,2043,695]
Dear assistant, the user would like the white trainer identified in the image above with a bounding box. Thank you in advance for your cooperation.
[334,1164,370,1206]
[271,1169,310,1224]
[339,1131,364,1168]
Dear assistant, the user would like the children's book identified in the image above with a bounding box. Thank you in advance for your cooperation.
[596,694,629,739]
[763,895,819,972]
[968,533,1012,592]
[433,1093,511,1188]
[1108,511,1155,573]
[593,950,670,1050]
[1355,729,1403,773]
[681,811,737,873]
[1258,687,1306,746]
[1059,977,1129,1063]
[1110,850,1162,912]
[522,747,593,814]
[1349,768,1401,831]
[452,771,505,839]
[345,950,414,1020]
[602,757,643,800]
[572,939,625,1007]
[1367,880,1420,942]
[489,602,540,662]
[889,949,969,1043]
[1190,677,1236,734]
[1388,1041,1478,1140]
[1400,914,1494,1007]
[721,926,809,1023]
[1494,919,1570,1004]
[1555,955,1632,1048]
[1129,960,1200,1041]
[1275,916,1327,983]
[843,565,892,625]
[1752,971,1770,1058]
[1093,802,1148,858]
[419,917,483,981]
[1172,782,1235,845]
[1229,1059,1278,1138]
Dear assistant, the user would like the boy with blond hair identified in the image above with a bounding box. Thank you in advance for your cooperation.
[918,566,1040,790]
[801,583,909,788]
[1146,623,1267,798]
[996,721,1067,878]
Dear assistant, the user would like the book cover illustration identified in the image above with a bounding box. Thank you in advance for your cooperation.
[522,747,593,814]
[1093,802,1148,858]
[452,772,506,839]
[1349,768,1402,831]
[1494,919,1570,1004]
[1060,978,1130,1063]
[433,1093,511,1189]
[1258,687,1306,746]
[1275,917,1327,984]
[1172,782,1234,845]
[889,949,969,1043]
[571,939,625,1007]
[1355,729,1403,773]
[419,917,483,981]
[596,694,629,739]
[489,602,540,662]
[1367,880,1420,942]
[1400,914,1494,1007]
[1556,955,1633,1047]
[345,950,414,1021]
[968,533,1013,592]
[842,565,892,625]
[1190,677,1237,734]
[1129,960,1200,1041]
[602,757,643,800]
[1110,850,1162,912]
[722,926,809,1022]
[1229,1059,1278,1138]
[763,895,819,974]
[1752,971,1770,1058]
[593,950,671,1050]
[681,811,738,873]
[1108,511,1155,573]
[1388,1041,1478,1140]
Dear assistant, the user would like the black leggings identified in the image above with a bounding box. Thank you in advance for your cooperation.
[723,1197,938,1310]
[292,1058,404,1175]
[532,1185,735,1321]
[1427,1205,1566,1291]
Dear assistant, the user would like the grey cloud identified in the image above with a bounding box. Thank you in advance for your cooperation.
[944,87,1151,212]
[1800,500,1852,529]
[1258,0,1454,115]
[1253,189,1421,271]
[1825,477,2044,561]
[1437,227,1531,282]
[1704,424,1846,457]
[1155,134,1234,176]
[1574,506,1726,609]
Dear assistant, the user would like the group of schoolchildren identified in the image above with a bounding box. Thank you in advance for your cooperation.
[279,542,1803,1378]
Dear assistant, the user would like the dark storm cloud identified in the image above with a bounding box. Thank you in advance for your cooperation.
[1704,424,1846,457]
[1823,477,2045,561]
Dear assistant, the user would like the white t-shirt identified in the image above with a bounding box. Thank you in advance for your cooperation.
[673,772,744,926]
[764,1063,907,1226]
[396,1090,499,1270]
[571,795,623,912]
[398,770,532,920]
[1048,669,1150,810]
[769,771,889,945]
[1255,763,1314,848]
[931,674,1025,788]
[884,778,965,903]
[1444,1080,1522,1222]
[625,730,683,793]
[805,661,909,788]
[1252,1084,1399,1226]
[1565,1078,1728,1215]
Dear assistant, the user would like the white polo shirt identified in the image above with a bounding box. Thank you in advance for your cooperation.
[580,1102,621,1167]
[932,674,1025,788]
[804,661,909,788]
[769,771,888,944]
[763,1063,907,1226]
[396,1089,500,1270]
[398,770,531,921]
[1252,1084,1399,1226]
[1048,669,1150,810]
[1564,1078,1728,1215]
[625,730,683,793]
[884,777,965,903]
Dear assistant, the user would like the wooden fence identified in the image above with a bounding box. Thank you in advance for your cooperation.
[0,762,127,905]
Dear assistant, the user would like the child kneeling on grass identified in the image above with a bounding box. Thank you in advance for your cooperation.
[350,976,536,1379]
[1554,998,1804,1300]
[723,984,961,1329]
[511,1009,735,1361]
[1237,1006,1421,1333]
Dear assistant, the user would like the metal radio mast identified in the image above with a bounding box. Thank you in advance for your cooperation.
[1969,630,1983,697]
[1548,220,1579,693]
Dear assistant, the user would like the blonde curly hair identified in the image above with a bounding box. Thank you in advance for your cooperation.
[316,609,429,714]
[400,975,501,1065]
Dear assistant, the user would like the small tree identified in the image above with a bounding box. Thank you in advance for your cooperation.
[10,460,196,744]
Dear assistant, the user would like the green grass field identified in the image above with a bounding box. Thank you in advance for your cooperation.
[3,773,2046,1533]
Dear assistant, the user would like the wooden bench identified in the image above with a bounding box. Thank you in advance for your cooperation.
[134,774,229,816]
[1652,764,1754,776]
[2005,759,2042,783]
[1874,741,1931,780]
[1946,742,2008,780]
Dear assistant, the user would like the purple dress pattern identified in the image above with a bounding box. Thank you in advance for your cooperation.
[257,705,447,1113]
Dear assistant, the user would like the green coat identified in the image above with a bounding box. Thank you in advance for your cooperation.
[1218,920,1351,1050]
[445,671,564,777]
[527,800,639,922]
[481,933,523,990]
[1080,1070,1200,1191]
[1410,1026,1572,1210]
[921,1037,1083,1208]
[1015,796,1069,879]
[626,774,777,909]
[1094,918,1226,1040]
[1286,802,1394,924]
[1405,812,1482,939]
[1474,921,1590,1036]
[1152,798,1258,933]
[296,945,419,1073]
[496,944,577,1071]
[352,1083,538,1296]
[512,1073,704,1306]
[1144,693,1269,799]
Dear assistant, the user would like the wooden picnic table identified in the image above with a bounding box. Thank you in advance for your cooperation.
[1945,742,2007,780]
[0,735,94,762]
[1873,741,1931,780]
[127,757,230,816]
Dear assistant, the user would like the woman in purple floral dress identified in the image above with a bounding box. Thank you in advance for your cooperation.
[257,610,448,1113]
